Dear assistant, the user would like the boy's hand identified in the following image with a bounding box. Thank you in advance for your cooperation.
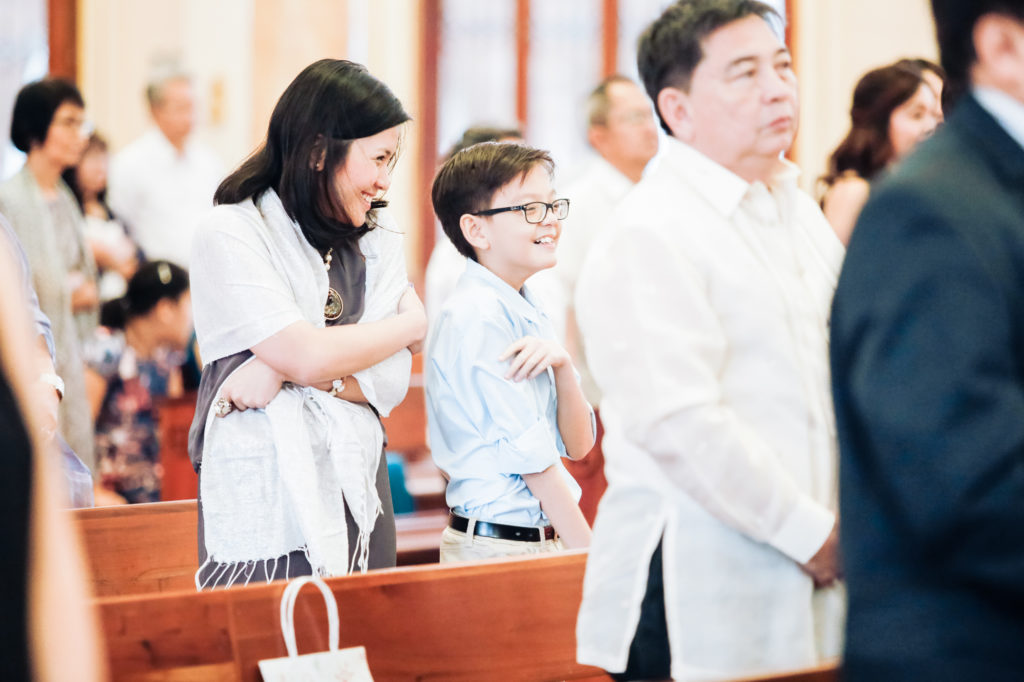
[499,336,570,382]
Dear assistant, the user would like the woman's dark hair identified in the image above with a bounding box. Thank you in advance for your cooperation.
[214,59,411,252]
[62,132,109,211]
[10,78,85,153]
[896,57,948,111]
[101,261,189,330]
[432,142,554,261]
[821,61,935,189]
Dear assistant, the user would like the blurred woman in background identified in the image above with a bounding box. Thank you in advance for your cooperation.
[820,59,945,244]
[64,132,141,301]
[85,260,192,504]
[0,78,100,471]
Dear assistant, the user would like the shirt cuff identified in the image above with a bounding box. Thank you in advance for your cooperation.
[768,494,835,564]
[497,418,561,475]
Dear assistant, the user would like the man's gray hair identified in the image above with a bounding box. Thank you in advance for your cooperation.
[585,74,637,127]
[145,66,192,107]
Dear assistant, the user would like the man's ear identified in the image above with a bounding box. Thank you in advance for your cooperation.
[657,86,693,142]
[588,124,609,154]
[460,214,489,253]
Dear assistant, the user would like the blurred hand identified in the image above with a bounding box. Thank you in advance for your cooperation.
[499,336,570,382]
[93,484,128,507]
[69,277,99,313]
[801,522,842,588]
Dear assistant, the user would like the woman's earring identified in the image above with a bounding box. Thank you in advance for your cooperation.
[315,161,324,172]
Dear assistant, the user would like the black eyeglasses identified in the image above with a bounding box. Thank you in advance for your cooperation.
[471,198,570,224]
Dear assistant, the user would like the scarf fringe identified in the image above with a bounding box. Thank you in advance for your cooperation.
[195,539,382,591]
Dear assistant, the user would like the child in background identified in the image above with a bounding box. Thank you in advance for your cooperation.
[427,142,594,562]
[84,261,192,503]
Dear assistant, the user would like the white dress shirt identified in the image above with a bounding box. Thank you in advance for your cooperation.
[109,129,224,267]
[575,137,845,681]
[554,156,637,404]
[973,86,1024,150]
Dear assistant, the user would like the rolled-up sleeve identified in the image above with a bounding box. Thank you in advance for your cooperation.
[432,315,563,477]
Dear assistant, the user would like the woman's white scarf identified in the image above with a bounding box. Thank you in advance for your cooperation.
[194,191,411,589]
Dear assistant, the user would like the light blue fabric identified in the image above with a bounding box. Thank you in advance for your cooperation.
[426,259,583,528]
[0,211,55,360]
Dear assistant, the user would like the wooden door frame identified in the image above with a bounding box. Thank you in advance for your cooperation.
[48,0,77,80]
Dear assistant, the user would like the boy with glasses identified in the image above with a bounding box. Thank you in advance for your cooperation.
[427,141,594,562]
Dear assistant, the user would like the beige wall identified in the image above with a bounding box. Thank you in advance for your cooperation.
[78,0,939,269]
[78,0,252,167]
[793,0,938,194]
[78,0,425,276]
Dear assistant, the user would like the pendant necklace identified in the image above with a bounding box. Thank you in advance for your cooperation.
[323,247,344,321]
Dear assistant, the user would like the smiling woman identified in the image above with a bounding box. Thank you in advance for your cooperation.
[187,59,427,587]
[819,58,945,244]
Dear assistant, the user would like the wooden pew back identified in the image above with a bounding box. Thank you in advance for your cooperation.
[75,501,448,597]
[78,500,198,597]
[99,552,609,681]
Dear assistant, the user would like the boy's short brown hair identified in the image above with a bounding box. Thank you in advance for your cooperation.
[431,142,554,261]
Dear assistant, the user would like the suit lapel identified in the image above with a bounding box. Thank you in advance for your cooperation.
[951,95,1024,196]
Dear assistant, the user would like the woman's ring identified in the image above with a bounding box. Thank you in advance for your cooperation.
[214,397,233,417]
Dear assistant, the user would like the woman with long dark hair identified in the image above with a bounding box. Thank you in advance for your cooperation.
[820,59,944,244]
[189,59,426,587]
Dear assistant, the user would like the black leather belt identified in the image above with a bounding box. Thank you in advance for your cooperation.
[449,513,556,542]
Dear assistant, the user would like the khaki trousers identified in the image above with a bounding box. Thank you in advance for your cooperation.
[439,524,565,563]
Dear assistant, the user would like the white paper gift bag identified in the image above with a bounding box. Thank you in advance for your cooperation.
[258,575,374,681]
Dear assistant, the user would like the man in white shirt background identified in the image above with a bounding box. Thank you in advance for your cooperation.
[574,1,845,680]
[108,71,224,268]
[555,74,659,525]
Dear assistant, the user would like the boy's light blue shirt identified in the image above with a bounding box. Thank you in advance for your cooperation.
[426,258,588,528]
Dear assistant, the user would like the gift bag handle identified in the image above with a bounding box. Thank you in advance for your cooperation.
[279,575,340,658]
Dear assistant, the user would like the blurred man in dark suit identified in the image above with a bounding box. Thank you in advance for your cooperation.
[831,1,1024,680]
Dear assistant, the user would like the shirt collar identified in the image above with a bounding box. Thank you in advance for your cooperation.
[660,136,800,218]
[590,156,636,198]
[463,258,546,325]
[973,86,1024,152]
[145,127,191,161]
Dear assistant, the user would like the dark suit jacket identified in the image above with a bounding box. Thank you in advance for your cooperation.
[831,94,1024,681]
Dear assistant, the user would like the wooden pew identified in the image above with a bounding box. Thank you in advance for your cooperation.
[75,500,448,597]
[156,392,199,501]
[99,551,610,681]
